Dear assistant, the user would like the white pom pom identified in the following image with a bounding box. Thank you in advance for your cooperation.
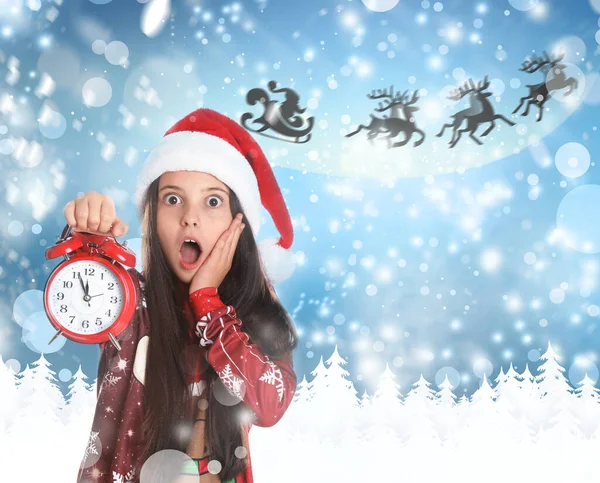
[258,237,297,285]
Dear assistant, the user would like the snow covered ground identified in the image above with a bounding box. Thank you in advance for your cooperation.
[1,341,599,482]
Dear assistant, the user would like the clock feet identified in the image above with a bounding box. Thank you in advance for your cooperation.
[109,332,122,351]
[48,329,63,345]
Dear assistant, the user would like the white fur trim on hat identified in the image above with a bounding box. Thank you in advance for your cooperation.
[258,237,297,284]
[134,131,262,237]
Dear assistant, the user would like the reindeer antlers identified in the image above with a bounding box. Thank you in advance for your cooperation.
[367,85,406,111]
[447,76,490,100]
[367,85,403,100]
[448,78,476,100]
[520,52,547,73]
[404,90,419,105]
[520,50,565,73]
[476,75,490,92]
[366,86,420,112]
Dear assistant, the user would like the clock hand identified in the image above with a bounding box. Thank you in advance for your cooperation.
[78,273,87,297]
[87,292,104,307]
[85,279,90,296]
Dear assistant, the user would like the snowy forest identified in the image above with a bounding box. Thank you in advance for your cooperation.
[1,340,599,482]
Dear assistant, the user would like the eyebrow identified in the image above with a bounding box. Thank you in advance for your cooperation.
[159,185,229,196]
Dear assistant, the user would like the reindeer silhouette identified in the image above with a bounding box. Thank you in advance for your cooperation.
[436,81,485,146]
[512,50,578,122]
[345,86,425,149]
[437,76,515,148]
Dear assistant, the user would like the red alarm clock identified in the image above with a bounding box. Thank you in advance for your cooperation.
[43,224,138,351]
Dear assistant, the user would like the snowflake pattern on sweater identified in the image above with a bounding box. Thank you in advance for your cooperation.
[83,431,100,463]
[76,269,297,483]
[219,363,246,399]
[189,286,297,426]
[113,468,136,483]
[259,360,285,403]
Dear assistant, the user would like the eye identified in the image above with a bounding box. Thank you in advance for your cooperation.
[206,195,223,208]
[163,193,182,205]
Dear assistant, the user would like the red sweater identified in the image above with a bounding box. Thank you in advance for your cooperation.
[76,268,296,483]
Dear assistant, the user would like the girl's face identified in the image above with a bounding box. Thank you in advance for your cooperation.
[156,170,234,284]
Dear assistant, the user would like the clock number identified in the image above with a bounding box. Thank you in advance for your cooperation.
[100,272,104,280]
[69,316,75,325]
[57,292,64,300]
[63,281,73,288]
[82,320,89,329]
[95,317,102,326]
[84,268,95,276]
[108,282,114,290]
[110,296,118,304]
[72,271,81,279]
[60,304,67,313]
[105,309,112,317]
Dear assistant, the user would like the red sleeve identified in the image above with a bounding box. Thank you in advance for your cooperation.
[189,287,297,428]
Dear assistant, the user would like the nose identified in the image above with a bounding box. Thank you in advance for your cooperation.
[181,207,200,227]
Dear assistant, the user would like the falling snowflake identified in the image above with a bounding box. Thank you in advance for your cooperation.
[113,467,136,483]
[219,363,245,399]
[103,372,122,388]
[83,431,99,462]
[259,360,285,402]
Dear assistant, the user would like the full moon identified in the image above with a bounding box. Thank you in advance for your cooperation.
[361,0,400,13]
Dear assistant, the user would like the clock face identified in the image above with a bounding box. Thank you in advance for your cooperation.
[47,259,125,335]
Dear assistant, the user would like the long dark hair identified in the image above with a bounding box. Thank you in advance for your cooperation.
[135,176,298,480]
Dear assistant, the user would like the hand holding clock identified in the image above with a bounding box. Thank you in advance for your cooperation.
[64,191,129,238]
[45,191,137,348]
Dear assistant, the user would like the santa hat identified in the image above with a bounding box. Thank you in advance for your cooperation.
[134,108,296,285]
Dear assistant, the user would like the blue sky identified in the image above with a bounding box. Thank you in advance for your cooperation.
[2,0,600,397]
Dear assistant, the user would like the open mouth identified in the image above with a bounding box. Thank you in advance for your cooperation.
[179,240,203,269]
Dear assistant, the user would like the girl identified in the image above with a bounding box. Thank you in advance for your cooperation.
[70,108,299,483]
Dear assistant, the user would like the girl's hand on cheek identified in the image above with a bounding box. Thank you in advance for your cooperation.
[189,213,245,295]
